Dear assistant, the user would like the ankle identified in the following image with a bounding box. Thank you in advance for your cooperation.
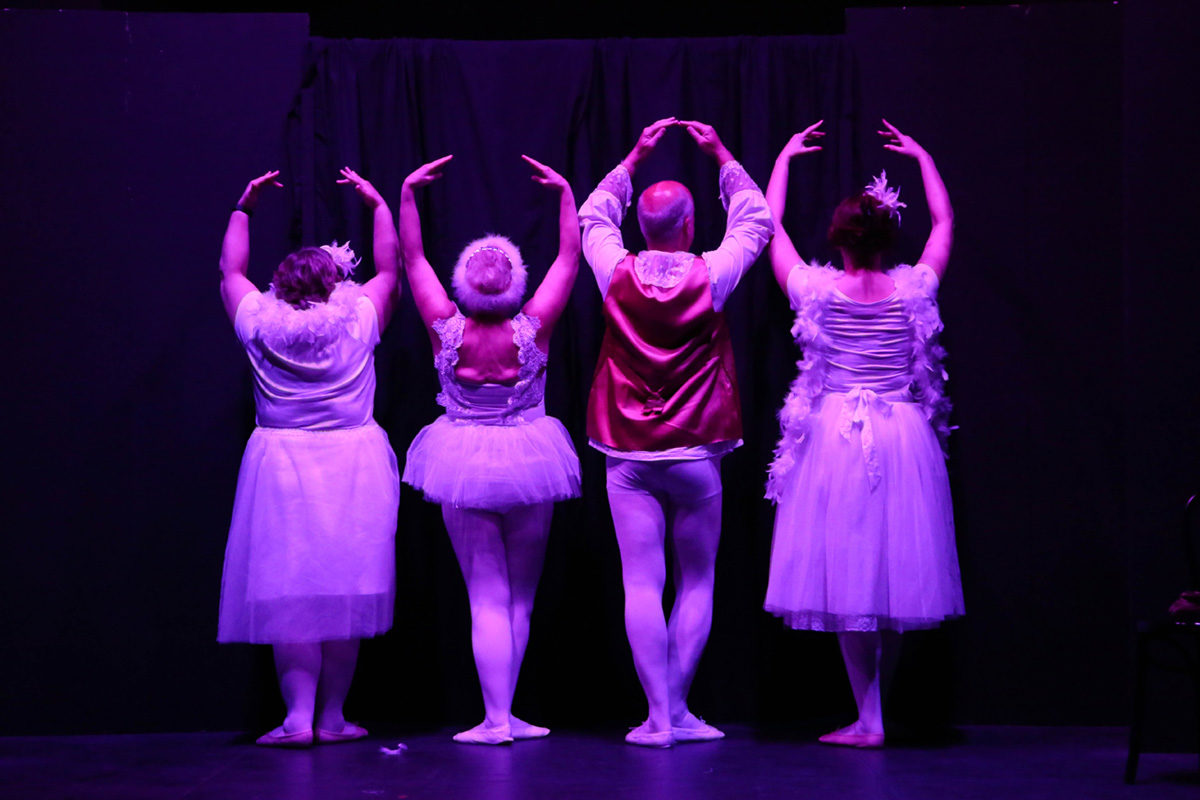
[282,712,314,734]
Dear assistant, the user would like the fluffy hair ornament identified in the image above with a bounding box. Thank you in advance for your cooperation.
[320,240,361,280]
[452,233,528,317]
[864,171,907,223]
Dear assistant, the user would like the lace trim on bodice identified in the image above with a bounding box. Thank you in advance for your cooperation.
[432,309,546,421]
[634,251,695,289]
[766,262,951,502]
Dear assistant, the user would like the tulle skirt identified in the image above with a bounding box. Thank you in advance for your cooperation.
[765,392,964,632]
[403,414,581,511]
[218,422,399,644]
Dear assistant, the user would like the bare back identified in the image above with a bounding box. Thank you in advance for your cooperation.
[453,316,526,385]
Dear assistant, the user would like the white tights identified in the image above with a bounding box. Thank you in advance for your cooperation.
[443,502,553,729]
[606,456,724,733]
[836,630,899,735]
[272,639,360,734]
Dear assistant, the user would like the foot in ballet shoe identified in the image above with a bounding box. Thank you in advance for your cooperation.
[255,726,314,748]
[671,713,725,743]
[817,722,885,749]
[625,721,674,748]
[315,722,369,744]
[509,716,550,740]
[453,722,513,745]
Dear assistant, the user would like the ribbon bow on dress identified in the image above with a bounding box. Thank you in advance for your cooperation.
[836,386,896,491]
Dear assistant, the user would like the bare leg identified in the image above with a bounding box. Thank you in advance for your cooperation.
[835,630,887,736]
[502,502,553,736]
[444,505,514,741]
[315,638,360,733]
[666,488,722,727]
[272,642,321,734]
[607,462,671,735]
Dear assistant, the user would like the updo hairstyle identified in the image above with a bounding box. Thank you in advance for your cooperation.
[827,193,899,266]
[271,247,340,309]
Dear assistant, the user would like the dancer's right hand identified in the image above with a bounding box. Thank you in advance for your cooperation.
[236,170,283,212]
[404,155,453,188]
[778,121,825,160]
[622,117,676,175]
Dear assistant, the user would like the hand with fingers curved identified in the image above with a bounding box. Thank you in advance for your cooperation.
[521,154,570,194]
[236,170,283,213]
[404,155,453,188]
[621,117,677,175]
[337,167,385,208]
[679,120,734,165]
[779,120,826,160]
[878,118,927,159]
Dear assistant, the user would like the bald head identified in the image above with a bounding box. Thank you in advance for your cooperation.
[637,180,695,252]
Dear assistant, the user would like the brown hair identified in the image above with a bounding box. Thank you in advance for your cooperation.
[827,193,898,266]
[271,247,340,308]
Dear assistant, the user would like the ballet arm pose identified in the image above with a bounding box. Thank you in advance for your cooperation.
[219,170,283,322]
[879,119,953,280]
[519,155,580,350]
[765,121,825,290]
[337,167,401,329]
[399,155,458,342]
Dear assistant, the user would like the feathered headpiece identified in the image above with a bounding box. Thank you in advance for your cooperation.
[864,171,907,224]
[320,240,361,280]
[452,233,528,318]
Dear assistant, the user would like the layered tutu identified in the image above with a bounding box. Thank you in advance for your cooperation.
[403,412,581,511]
[218,422,399,643]
[764,392,964,632]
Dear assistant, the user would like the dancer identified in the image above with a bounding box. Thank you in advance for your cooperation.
[579,118,773,747]
[217,168,401,748]
[400,154,582,745]
[764,119,964,748]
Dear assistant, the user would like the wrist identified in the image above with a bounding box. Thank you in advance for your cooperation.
[233,204,252,217]
[714,146,734,166]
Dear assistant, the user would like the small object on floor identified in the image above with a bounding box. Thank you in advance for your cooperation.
[453,723,513,745]
[625,721,674,748]
[379,743,408,756]
[817,727,885,749]
[316,723,369,744]
[672,716,725,743]
[255,727,314,748]
[509,718,550,740]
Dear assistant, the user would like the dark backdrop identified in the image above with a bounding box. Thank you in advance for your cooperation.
[2,2,1197,745]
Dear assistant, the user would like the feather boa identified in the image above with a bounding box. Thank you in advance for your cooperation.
[246,281,365,359]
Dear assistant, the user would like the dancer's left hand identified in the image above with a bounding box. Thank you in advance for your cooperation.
[337,167,385,208]
[680,120,734,165]
[522,155,570,193]
[879,119,927,159]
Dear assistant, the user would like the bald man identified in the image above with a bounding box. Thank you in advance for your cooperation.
[579,118,773,746]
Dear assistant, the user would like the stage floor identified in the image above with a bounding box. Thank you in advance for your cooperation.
[2,725,1196,799]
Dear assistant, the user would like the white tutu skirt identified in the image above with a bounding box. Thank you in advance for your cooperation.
[218,423,399,644]
[403,415,581,511]
[765,393,964,632]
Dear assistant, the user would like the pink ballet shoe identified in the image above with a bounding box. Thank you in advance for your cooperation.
[509,718,550,740]
[315,723,369,744]
[817,728,885,749]
[255,726,314,748]
[672,716,725,743]
[453,722,513,745]
[625,721,674,748]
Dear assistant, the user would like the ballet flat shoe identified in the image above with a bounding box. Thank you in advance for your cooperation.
[316,723,369,744]
[509,721,551,740]
[672,719,725,743]
[817,730,885,749]
[453,724,514,745]
[255,727,314,748]
[625,722,674,748]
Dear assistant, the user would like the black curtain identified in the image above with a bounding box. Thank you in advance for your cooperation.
[283,36,875,730]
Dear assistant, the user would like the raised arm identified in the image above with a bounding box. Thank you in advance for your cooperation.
[521,155,580,345]
[679,120,775,311]
[337,167,399,331]
[766,121,825,291]
[579,118,676,298]
[219,171,282,323]
[880,119,953,281]
[399,156,457,337]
